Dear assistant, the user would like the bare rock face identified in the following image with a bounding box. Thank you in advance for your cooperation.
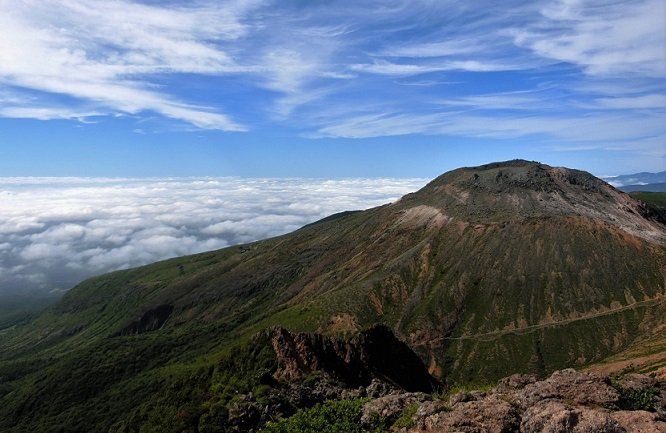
[405,369,665,433]
[518,369,620,409]
[423,395,520,433]
[413,401,448,430]
[496,374,538,393]
[269,325,440,392]
[615,374,659,391]
[520,400,624,433]
[264,327,663,433]
[448,390,487,406]
[361,392,430,426]
[366,378,401,398]
[611,410,666,433]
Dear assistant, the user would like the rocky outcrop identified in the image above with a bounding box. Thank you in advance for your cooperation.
[361,392,430,426]
[265,328,665,432]
[520,400,624,433]
[611,411,666,433]
[115,304,173,336]
[518,369,620,409]
[358,369,665,433]
[270,325,440,393]
[423,394,521,433]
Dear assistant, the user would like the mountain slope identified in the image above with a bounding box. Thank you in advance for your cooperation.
[1,160,665,431]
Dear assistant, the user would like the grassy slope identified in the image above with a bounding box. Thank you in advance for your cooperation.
[586,326,666,380]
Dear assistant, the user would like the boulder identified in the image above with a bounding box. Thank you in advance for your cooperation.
[361,392,430,426]
[520,400,624,433]
[615,374,658,392]
[611,410,666,433]
[518,369,619,409]
[496,374,538,393]
[423,395,520,433]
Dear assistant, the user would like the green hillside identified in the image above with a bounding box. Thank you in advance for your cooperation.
[630,191,666,208]
[1,160,664,432]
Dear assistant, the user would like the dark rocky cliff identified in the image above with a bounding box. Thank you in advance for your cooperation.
[270,325,440,393]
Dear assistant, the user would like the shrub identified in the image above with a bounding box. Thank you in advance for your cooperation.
[260,399,387,433]
[617,387,660,411]
[392,403,418,429]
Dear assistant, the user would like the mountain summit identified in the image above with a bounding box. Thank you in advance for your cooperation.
[405,159,665,243]
[1,161,665,432]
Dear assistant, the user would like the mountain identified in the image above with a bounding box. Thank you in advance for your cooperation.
[604,170,666,192]
[623,183,666,192]
[1,160,665,432]
[0,293,58,331]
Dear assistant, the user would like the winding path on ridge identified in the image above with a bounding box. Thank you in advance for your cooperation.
[419,294,666,345]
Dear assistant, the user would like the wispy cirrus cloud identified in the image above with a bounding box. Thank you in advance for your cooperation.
[0,177,425,294]
[0,106,102,121]
[312,109,664,148]
[281,0,664,164]
[0,0,258,130]
[512,0,665,77]
[591,94,666,110]
[349,59,523,76]
[0,0,663,163]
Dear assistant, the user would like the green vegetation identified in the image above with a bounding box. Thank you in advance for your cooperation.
[260,399,386,433]
[0,327,279,433]
[391,403,419,429]
[629,191,666,208]
[617,386,660,411]
[609,368,661,412]
[433,382,493,403]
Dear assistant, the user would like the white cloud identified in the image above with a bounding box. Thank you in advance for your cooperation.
[0,0,662,149]
[0,0,256,130]
[313,110,665,145]
[593,94,666,110]
[512,0,665,77]
[435,91,551,110]
[0,106,102,121]
[383,39,486,58]
[0,177,426,294]
[350,59,521,76]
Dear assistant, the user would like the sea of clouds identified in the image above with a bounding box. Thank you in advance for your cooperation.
[0,177,426,295]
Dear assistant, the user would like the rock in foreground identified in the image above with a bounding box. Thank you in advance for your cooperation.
[361,368,665,433]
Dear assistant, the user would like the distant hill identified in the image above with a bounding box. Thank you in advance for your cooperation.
[622,182,666,192]
[0,293,58,330]
[604,170,666,192]
[1,160,664,432]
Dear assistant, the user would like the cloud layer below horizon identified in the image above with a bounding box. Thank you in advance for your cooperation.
[0,177,426,295]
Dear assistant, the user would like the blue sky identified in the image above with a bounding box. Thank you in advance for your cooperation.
[0,0,664,178]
